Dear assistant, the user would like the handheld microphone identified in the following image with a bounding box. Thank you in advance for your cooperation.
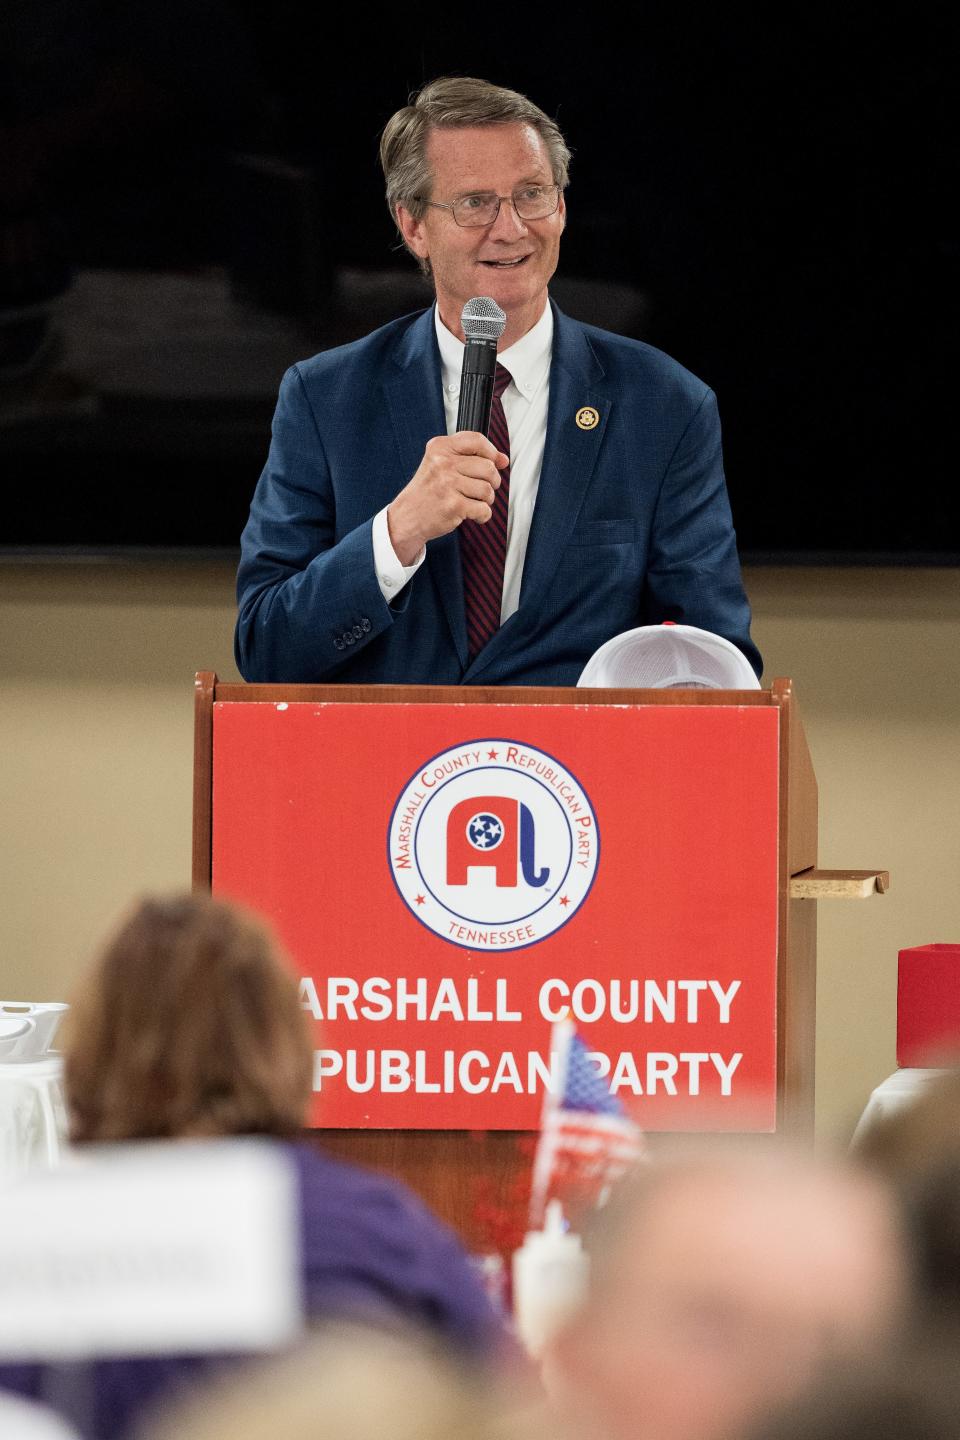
[456,297,507,435]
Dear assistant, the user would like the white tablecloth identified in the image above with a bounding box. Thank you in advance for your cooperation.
[850,1068,948,1148]
[0,1056,66,1181]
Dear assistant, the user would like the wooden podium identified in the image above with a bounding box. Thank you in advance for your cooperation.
[193,674,880,1249]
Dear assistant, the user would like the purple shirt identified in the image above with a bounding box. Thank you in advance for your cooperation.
[0,1140,508,1438]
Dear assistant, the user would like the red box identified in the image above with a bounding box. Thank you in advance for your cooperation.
[897,945,960,1067]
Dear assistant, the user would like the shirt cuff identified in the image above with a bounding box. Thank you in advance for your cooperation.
[372,506,426,601]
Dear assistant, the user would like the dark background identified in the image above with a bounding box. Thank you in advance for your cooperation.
[1,4,955,561]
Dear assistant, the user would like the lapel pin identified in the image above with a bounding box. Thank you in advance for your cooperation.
[575,406,600,431]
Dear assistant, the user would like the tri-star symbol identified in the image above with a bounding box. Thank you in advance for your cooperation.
[487,748,499,760]
[559,895,570,907]
[415,894,426,905]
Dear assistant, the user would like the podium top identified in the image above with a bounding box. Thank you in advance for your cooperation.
[198,676,796,709]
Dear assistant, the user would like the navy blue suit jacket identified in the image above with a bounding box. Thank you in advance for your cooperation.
[236,303,761,685]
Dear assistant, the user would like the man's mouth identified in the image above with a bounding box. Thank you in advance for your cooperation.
[479,255,531,268]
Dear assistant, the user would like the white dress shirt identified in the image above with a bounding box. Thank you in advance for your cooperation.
[371,302,554,621]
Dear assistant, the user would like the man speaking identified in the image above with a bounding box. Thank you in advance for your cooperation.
[235,77,761,685]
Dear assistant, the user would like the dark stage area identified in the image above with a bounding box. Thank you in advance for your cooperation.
[1,6,955,561]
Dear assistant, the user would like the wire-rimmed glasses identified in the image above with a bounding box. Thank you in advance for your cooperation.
[419,184,562,228]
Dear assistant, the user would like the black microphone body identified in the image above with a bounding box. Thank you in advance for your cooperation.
[456,336,498,434]
[456,297,507,436]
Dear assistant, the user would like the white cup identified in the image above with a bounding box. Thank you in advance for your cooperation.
[0,1003,68,1062]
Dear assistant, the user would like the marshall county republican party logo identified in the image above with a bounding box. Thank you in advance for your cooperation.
[387,739,600,951]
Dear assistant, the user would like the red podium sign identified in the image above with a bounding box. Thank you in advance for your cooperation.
[212,700,780,1132]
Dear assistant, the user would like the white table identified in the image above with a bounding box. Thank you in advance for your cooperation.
[850,1067,947,1148]
[0,1056,66,1181]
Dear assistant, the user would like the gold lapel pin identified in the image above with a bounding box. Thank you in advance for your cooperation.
[576,406,600,431]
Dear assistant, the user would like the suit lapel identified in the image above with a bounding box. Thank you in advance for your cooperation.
[466,306,612,681]
[383,311,468,669]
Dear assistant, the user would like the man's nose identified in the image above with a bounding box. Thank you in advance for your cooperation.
[489,198,528,238]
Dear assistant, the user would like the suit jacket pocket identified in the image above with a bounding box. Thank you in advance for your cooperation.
[573,521,643,637]
[570,519,636,546]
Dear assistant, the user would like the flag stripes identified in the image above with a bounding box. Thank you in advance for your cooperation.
[529,1021,647,1225]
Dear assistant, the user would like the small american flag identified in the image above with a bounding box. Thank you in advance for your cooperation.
[529,1020,646,1226]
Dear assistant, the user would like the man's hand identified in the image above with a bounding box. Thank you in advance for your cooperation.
[387,433,510,566]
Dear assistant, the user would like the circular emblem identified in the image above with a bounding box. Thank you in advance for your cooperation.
[388,739,600,951]
[575,406,600,430]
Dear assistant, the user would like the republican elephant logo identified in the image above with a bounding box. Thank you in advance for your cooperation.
[389,739,599,951]
[445,795,550,888]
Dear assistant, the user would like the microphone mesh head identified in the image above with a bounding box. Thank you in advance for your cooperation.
[461,296,507,341]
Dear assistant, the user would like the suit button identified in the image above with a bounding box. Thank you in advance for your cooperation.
[361,618,372,633]
[344,632,355,645]
[352,623,363,639]
[334,637,345,651]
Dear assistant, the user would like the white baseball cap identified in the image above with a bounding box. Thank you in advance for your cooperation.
[577,623,761,689]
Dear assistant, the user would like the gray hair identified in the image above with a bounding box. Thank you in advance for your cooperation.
[380,75,571,236]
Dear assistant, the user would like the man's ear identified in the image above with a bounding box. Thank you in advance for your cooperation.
[396,204,430,263]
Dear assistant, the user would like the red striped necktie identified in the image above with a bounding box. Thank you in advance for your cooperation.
[460,362,512,662]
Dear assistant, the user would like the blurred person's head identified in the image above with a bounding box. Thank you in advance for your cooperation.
[858,1070,960,1324]
[138,1322,508,1440]
[740,1330,960,1440]
[65,892,312,1143]
[551,1147,909,1440]
[897,1155,960,1323]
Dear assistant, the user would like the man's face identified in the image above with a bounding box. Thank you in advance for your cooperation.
[552,1162,905,1440]
[397,123,565,336]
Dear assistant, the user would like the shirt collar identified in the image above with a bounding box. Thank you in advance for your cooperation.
[434,300,554,403]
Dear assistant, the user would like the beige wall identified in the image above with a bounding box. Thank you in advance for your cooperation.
[2,562,958,1142]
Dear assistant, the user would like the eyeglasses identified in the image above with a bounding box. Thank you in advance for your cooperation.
[419,184,562,228]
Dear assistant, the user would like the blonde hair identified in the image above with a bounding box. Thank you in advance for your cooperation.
[140,1324,510,1440]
